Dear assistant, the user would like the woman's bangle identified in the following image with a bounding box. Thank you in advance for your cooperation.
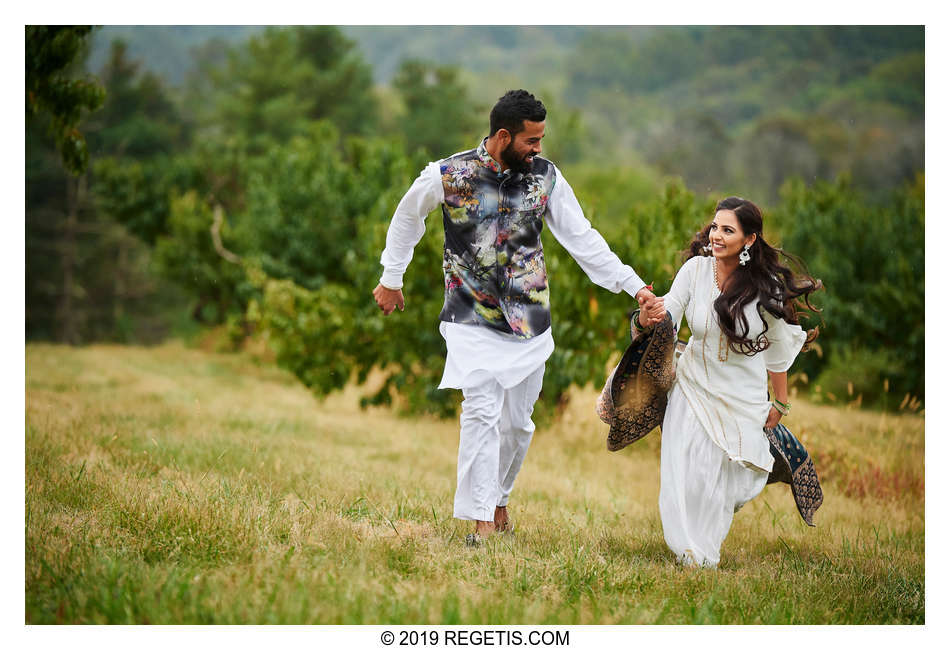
[772,399,790,416]
[632,310,647,332]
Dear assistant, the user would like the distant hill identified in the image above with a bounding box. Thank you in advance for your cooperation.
[342,25,655,88]
[88,26,265,86]
[88,25,654,88]
[85,25,923,199]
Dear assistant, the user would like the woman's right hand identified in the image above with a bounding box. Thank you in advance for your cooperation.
[640,297,665,326]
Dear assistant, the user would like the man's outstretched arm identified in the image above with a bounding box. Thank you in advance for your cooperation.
[544,167,664,323]
[373,162,443,315]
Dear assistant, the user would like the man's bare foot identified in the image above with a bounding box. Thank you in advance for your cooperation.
[475,520,496,537]
[466,519,496,547]
[494,506,511,533]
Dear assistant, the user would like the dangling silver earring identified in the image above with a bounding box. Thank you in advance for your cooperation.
[739,243,751,266]
[703,243,712,253]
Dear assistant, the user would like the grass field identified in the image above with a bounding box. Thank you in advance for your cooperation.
[25,342,925,624]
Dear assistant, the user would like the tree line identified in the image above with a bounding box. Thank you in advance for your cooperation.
[25,25,924,415]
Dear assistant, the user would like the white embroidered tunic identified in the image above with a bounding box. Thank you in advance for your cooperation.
[664,255,807,472]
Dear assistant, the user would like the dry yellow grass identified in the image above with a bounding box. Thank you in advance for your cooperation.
[26,342,924,624]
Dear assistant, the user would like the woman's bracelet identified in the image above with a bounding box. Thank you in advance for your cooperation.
[772,398,790,416]
[632,309,650,333]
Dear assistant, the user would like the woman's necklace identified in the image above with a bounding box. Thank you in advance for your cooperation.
[713,259,729,363]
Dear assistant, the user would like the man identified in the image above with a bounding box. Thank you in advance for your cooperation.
[373,90,662,545]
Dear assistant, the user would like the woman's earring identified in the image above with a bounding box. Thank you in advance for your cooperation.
[703,243,712,253]
[739,243,751,266]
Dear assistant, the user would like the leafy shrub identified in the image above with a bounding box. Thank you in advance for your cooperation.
[154,192,250,324]
[774,173,924,404]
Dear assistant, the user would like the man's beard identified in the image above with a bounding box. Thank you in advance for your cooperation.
[501,142,533,175]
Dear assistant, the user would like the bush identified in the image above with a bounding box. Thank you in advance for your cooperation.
[774,173,924,404]
[810,345,908,410]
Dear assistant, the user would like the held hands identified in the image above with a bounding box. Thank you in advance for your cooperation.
[373,283,405,315]
[377,283,663,322]
[636,287,665,327]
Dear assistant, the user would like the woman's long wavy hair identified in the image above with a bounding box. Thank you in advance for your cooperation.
[683,197,823,355]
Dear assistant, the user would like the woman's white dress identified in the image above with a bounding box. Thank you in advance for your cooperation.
[660,255,807,567]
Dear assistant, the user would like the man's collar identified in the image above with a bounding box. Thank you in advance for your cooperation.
[476,137,503,174]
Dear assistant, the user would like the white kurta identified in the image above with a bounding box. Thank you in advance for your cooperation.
[438,321,554,390]
[380,157,646,520]
[659,255,807,566]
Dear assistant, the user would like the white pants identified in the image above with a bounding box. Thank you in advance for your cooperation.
[659,384,769,567]
[453,364,545,521]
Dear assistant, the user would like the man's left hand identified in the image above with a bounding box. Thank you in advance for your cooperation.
[636,287,665,325]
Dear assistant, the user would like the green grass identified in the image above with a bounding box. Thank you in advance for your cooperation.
[25,342,924,624]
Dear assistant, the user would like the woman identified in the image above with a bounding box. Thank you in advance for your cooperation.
[644,197,821,567]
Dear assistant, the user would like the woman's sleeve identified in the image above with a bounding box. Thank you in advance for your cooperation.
[663,256,697,332]
[762,312,808,372]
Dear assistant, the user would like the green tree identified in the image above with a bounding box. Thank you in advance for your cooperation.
[26,26,107,343]
[238,123,416,289]
[101,135,251,327]
[390,60,481,158]
[192,26,377,151]
[26,26,105,175]
[240,127,454,413]
[153,192,250,324]
[88,40,188,158]
[84,28,384,336]
[90,39,196,245]
[774,173,924,405]
[83,38,199,339]
[27,34,195,344]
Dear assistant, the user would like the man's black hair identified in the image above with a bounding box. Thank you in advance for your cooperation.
[489,90,546,137]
